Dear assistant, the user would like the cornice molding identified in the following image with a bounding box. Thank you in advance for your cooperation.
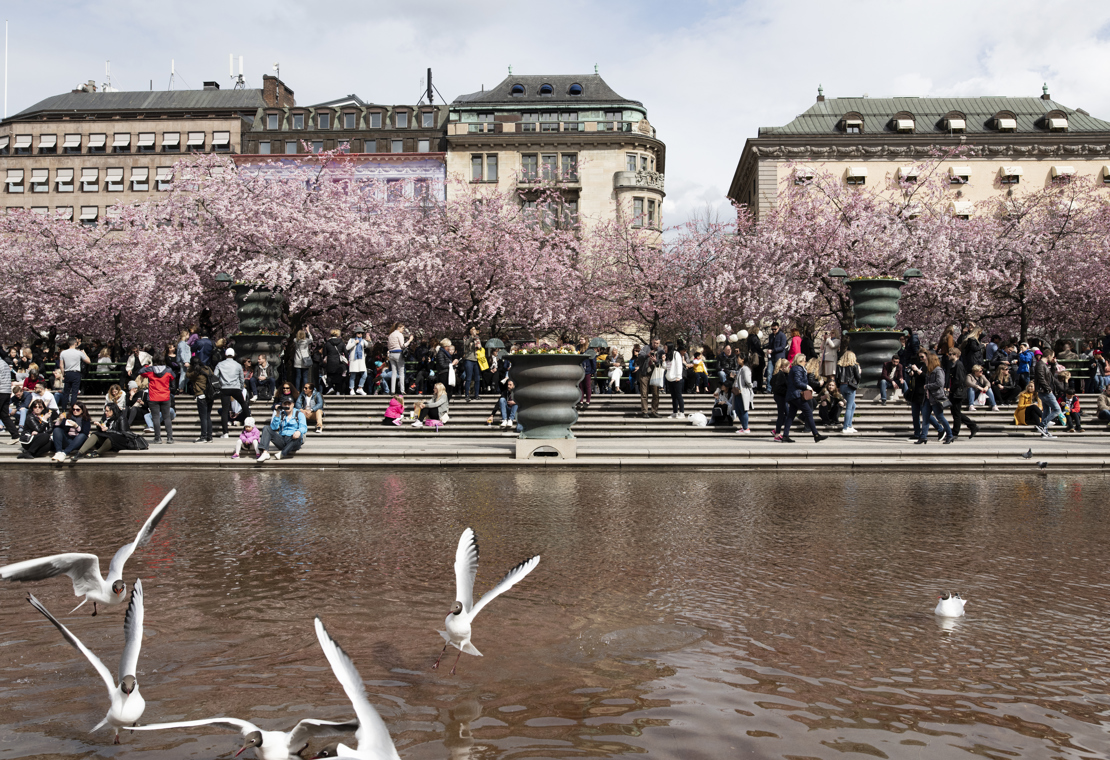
[750,142,1110,159]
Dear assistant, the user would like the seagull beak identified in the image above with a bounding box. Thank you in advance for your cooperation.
[235,747,249,758]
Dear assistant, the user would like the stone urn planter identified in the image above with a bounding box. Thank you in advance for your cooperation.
[509,354,585,440]
[844,278,907,389]
[229,284,288,368]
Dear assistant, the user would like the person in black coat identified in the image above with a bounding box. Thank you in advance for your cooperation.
[780,355,827,443]
[17,399,54,459]
[435,340,459,397]
[945,348,979,439]
[323,330,346,394]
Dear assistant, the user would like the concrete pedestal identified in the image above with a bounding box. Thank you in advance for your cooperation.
[515,439,577,460]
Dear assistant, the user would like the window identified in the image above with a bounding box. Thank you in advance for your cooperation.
[568,83,583,95]
[794,167,815,185]
[155,167,172,191]
[62,134,81,154]
[396,112,408,128]
[1048,117,1068,131]
[38,135,57,154]
[632,198,644,226]
[417,139,430,153]
[521,154,538,180]
[511,84,525,96]
[5,169,24,193]
[947,118,966,132]
[948,166,971,185]
[599,111,623,131]
[898,166,918,183]
[258,141,271,154]
[187,132,205,150]
[292,113,305,129]
[540,113,559,132]
[386,178,404,203]
[318,113,330,129]
[55,206,73,220]
[162,132,180,152]
[13,135,32,155]
[363,139,376,153]
[369,112,382,128]
[1000,166,1022,185]
[844,119,862,134]
[520,113,538,132]
[539,83,553,96]
[1051,165,1076,183]
[112,133,131,153]
[88,134,107,153]
[647,199,657,228]
[472,155,483,182]
[894,118,914,132]
[391,139,403,153]
[311,140,324,154]
[285,140,297,154]
[846,166,867,186]
[267,113,280,130]
[30,169,49,192]
[79,205,98,225]
[996,117,1017,131]
[55,168,74,192]
[562,154,578,181]
[422,111,435,128]
[640,155,649,171]
[0,136,8,155]
[344,112,357,129]
[31,206,48,215]
[487,155,498,182]
[105,205,123,228]
[137,132,156,153]
[105,168,124,192]
[951,201,973,220]
[541,154,558,180]
[562,199,578,227]
[130,167,149,191]
[414,179,429,201]
[1103,166,1110,185]
[80,168,99,192]
[213,132,231,151]
[627,153,637,172]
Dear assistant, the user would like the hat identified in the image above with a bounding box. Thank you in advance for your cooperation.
[127,381,138,389]
[225,348,235,357]
[281,396,294,405]
[1033,348,1042,355]
[244,417,255,427]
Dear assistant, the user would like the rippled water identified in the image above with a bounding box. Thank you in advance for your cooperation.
[1,471,1109,759]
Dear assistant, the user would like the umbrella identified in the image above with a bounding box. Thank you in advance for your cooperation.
[588,337,609,348]
[485,338,506,350]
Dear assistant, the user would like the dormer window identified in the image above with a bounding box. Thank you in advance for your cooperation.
[318,113,330,129]
[995,116,1017,131]
[841,114,863,134]
[946,118,966,132]
[1000,166,1022,185]
[893,118,915,132]
[396,112,409,128]
[292,113,305,129]
[539,84,554,96]
[949,166,971,185]
[568,84,583,95]
[1048,117,1068,131]
[846,166,867,185]
[511,84,525,96]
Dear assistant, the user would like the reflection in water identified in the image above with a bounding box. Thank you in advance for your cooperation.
[1,471,1109,759]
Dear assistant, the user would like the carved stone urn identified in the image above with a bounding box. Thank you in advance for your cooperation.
[843,277,907,388]
[228,283,288,369]
[508,354,585,439]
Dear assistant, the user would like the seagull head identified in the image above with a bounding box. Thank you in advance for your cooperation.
[120,675,137,695]
[312,745,340,758]
[450,601,464,616]
[939,592,951,600]
[236,731,263,756]
[111,580,126,596]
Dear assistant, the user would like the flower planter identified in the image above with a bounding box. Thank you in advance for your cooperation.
[845,330,903,388]
[845,278,907,390]
[229,284,287,368]
[509,354,585,440]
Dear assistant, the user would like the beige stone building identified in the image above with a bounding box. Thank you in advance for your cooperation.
[0,77,292,223]
[728,86,1110,220]
[445,73,665,232]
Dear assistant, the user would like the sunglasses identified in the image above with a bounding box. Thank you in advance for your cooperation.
[71,408,82,413]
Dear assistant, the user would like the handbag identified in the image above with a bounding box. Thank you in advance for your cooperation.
[476,348,489,372]
[441,412,450,424]
[665,352,683,382]
[802,388,814,402]
[447,365,456,386]
[649,366,665,388]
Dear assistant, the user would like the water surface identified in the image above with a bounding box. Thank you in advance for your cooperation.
[0,471,1108,759]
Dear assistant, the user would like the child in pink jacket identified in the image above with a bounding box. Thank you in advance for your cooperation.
[383,395,404,426]
[232,417,261,458]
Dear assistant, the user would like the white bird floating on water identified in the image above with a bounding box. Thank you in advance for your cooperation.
[434,527,540,675]
[27,580,146,743]
[132,715,358,760]
[1,489,176,615]
[934,592,967,618]
[311,616,401,760]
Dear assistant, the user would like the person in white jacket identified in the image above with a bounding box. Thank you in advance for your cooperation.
[346,329,370,395]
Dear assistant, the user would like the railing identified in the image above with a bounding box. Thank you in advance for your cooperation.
[613,170,665,193]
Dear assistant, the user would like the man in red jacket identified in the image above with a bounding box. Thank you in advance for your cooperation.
[140,356,176,444]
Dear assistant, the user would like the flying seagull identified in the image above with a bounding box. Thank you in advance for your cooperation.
[434,528,540,675]
[934,591,967,618]
[130,713,358,759]
[1,490,176,615]
[27,580,146,743]
[311,617,401,760]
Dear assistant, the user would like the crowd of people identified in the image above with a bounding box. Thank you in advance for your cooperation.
[2,321,1109,461]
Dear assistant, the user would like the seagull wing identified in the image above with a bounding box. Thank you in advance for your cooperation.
[314,617,400,760]
[2,553,104,597]
[28,594,116,698]
[454,528,479,613]
[287,718,360,748]
[129,717,256,735]
[107,489,176,582]
[469,555,540,620]
[119,579,144,682]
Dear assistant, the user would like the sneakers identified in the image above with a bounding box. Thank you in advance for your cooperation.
[51,451,66,462]
[968,405,977,412]
[411,420,422,427]
[392,418,403,426]
[4,437,18,446]
[355,388,367,396]
[274,452,282,461]
[220,433,230,439]
[231,454,239,459]
[1041,429,1056,439]
[991,406,999,412]
[144,428,154,434]
[315,426,323,433]
[193,436,207,443]
[251,395,259,402]
[257,451,270,462]
[841,427,858,435]
[735,428,750,435]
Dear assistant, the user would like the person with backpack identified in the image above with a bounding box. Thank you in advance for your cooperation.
[187,358,215,443]
[836,351,861,434]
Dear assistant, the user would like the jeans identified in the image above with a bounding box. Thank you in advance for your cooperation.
[52,428,87,456]
[294,366,311,390]
[731,398,749,429]
[1038,393,1063,427]
[196,397,213,440]
[259,428,304,457]
[879,379,908,402]
[967,387,997,407]
[910,398,941,438]
[389,351,405,394]
[62,371,82,410]
[1098,375,1110,391]
[147,400,174,441]
[499,398,518,421]
[921,400,953,440]
[348,371,367,393]
[765,360,775,389]
[463,360,480,399]
[1098,410,1110,423]
[0,393,16,440]
[839,385,856,429]
[1016,371,1030,388]
[249,376,276,399]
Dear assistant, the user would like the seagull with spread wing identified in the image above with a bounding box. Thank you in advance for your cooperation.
[130,713,358,759]
[1,489,175,615]
[434,527,540,675]
[27,579,146,743]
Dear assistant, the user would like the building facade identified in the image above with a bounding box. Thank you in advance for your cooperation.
[0,78,293,224]
[728,87,1110,220]
[446,74,665,231]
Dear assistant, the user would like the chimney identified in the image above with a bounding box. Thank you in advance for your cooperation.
[203,81,221,90]
[816,84,825,103]
[262,75,296,108]
[1041,83,1051,101]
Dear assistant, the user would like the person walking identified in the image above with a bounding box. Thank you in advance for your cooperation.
[187,358,214,443]
[781,354,827,443]
[836,351,861,434]
[918,351,954,444]
[731,354,754,434]
[1034,349,1063,437]
[944,348,979,439]
[770,359,790,438]
[461,327,482,401]
[637,339,663,418]
[665,341,691,418]
[58,338,91,411]
[387,323,413,395]
[140,357,176,444]
[346,328,370,395]
[215,348,250,438]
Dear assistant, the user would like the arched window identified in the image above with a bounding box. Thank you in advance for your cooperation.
[511,84,525,97]
[539,83,554,96]
[568,83,583,96]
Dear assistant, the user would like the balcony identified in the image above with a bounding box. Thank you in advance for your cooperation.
[614,170,665,194]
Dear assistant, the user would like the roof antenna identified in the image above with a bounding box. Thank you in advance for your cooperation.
[168,58,174,91]
[230,54,245,89]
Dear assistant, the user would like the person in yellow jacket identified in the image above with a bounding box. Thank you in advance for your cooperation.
[1013,382,1042,426]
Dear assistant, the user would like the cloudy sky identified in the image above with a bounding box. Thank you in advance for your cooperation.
[5,0,1110,225]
